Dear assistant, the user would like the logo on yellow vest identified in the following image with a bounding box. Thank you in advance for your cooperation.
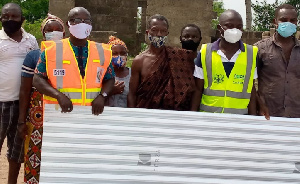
[213,74,224,84]
[234,74,245,80]
[233,74,245,84]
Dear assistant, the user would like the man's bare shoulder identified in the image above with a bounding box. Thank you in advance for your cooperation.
[131,51,148,71]
[133,50,151,63]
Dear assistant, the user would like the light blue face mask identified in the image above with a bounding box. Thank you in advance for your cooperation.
[277,22,297,38]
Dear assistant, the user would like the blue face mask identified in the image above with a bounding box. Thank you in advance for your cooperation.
[111,55,127,68]
[277,22,297,38]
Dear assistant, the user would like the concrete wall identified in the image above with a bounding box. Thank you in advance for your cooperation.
[242,31,263,45]
[75,0,138,54]
[146,0,214,48]
[49,0,138,54]
[48,0,216,54]
[48,0,75,36]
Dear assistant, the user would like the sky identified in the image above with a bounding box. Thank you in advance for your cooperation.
[222,0,284,26]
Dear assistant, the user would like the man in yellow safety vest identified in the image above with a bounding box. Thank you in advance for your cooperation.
[191,10,258,115]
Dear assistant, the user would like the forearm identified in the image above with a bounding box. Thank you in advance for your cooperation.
[101,77,115,94]
[191,78,204,111]
[18,79,33,123]
[248,85,257,115]
[33,74,61,99]
[127,92,137,108]
[256,90,266,107]
[190,89,202,111]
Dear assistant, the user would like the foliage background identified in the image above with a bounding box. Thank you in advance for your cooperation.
[0,0,48,43]
[252,0,300,31]
[212,1,226,29]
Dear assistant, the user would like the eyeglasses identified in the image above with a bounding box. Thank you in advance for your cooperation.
[70,18,92,25]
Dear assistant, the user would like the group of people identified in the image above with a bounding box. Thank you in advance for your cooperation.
[0,2,299,184]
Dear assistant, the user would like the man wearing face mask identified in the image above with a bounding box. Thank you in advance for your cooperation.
[255,4,300,118]
[180,24,202,56]
[0,3,39,184]
[128,14,196,110]
[33,7,115,115]
[191,10,259,116]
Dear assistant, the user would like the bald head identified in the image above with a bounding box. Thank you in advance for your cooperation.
[68,7,91,19]
[1,3,22,17]
[219,10,243,26]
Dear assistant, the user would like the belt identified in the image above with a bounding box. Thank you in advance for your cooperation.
[0,100,19,105]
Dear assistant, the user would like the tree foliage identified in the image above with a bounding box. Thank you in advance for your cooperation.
[285,0,300,13]
[0,0,48,44]
[212,1,226,29]
[0,0,49,23]
[252,0,279,31]
[252,0,299,31]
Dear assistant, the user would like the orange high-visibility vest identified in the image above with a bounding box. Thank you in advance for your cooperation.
[42,38,112,106]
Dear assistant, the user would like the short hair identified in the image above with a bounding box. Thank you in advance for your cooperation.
[181,24,201,36]
[1,3,22,16]
[147,14,169,29]
[219,9,243,25]
[68,7,90,19]
[275,4,297,18]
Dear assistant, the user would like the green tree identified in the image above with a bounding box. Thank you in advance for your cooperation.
[252,0,279,31]
[0,1,48,43]
[252,0,299,31]
[212,1,226,29]
[0,0,49,23]
[285,0,300,13]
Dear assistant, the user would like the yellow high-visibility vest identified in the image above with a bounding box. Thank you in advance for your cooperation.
[200,43,257,114]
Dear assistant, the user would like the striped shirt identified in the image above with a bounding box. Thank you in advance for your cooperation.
[21,49,41,77]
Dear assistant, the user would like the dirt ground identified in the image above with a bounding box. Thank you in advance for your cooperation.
[0,140,24,184]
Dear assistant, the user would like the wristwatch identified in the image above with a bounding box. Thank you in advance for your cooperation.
[100,91,108,98]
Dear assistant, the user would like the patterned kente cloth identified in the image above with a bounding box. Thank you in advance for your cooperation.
[136,47,195,111]
[24,88,43,184]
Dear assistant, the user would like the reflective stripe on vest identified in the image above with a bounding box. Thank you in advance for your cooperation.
[55,40,64,90]
[200,43,256,114]
[96,43,105,66]
[200,104,248,114]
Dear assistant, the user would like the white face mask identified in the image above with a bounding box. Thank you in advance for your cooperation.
[220,26,243,43]
[68,21,92,39]
[45,31,64,41]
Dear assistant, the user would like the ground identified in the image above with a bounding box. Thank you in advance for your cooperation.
[0,140,24,184]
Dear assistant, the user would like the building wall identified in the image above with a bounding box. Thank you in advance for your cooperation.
[48,0,75,36]
[49,0,216,54]
[75,0,138,54]
[146,0,214,48]
[49,0,138,54]
[242,31,263,45]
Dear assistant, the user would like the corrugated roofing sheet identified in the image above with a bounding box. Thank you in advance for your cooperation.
[40,104,300,184]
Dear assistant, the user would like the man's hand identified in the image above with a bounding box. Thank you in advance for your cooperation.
[256,92,270,120]
[258,103,270,120]
[17,122,28,139]
[92,95,105,115]
[112,81,125,95]
[57,93,73,113]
